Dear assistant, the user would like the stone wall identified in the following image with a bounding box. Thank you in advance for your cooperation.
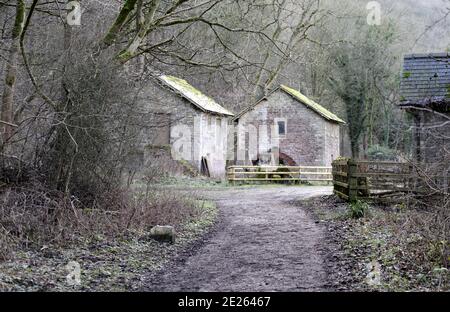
[138,80,229,178]
[195,113,229,178]
[324,121,341,165]
[234,90,341,167]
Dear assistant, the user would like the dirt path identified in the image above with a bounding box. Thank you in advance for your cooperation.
[145,186,333,292]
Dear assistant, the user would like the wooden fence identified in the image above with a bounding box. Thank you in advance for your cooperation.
[332,159,418,201]
[227,165,332,184]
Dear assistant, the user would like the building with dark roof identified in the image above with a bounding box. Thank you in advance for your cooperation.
[399,52,450,163]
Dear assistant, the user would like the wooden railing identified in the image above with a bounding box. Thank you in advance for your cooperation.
[332,159,417,201]
[227,165,332,184]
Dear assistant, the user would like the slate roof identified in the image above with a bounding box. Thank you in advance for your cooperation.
[234,85,346,124]
[399,52,450,110]
[158,75,234,116]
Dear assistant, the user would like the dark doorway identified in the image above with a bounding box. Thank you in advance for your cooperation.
[201,157,210,177]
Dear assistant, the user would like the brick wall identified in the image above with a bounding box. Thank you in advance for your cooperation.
[235,90,341,167]
[138,81,230,178]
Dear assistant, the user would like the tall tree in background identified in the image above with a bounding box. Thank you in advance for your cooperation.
[328,20,399,158]
[1,0,24,144]
[252,0,323,100]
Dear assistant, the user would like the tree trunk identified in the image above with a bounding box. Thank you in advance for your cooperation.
[1,0,25,144]
[102,0,139,47]
[351,143,360,159]
[118,0,160,63]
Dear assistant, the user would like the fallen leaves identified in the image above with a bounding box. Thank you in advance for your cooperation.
[299,195,449,292]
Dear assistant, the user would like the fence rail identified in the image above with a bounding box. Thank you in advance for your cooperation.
[227,165,332,184]
[332,159,419,201]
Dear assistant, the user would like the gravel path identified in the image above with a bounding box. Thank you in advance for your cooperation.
[146,186,333,292]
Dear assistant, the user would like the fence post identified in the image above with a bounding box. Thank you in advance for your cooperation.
[348,159,358,202]
[331,161,336,195]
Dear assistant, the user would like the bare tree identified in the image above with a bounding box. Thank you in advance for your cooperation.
[1,0,24,144]
[252,0,323,100]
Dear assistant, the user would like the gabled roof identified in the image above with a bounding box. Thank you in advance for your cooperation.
[234,85,345,124]
[280,85,346,123]
[400,52,450,110]
[158,75,234,116]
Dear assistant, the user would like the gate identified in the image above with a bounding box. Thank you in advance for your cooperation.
[227,165,332,184]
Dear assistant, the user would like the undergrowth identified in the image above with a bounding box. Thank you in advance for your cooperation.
[0,181,199,261]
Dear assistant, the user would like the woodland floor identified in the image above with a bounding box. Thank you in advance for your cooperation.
[144,185,448,292]
[144,186,334,291]
[1,184,447,291]
[0,199,219,291]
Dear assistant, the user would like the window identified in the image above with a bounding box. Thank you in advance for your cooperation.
[277,120,286,137]
[273,118,287,139]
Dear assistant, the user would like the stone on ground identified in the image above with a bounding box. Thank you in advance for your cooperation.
[149,225,176,244]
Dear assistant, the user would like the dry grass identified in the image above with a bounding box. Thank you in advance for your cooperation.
[302,195,449,291]
[400,206,447,266]
[0,181,199,261]
[364,203,449,290]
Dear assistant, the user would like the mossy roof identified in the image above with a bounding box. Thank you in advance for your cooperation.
[234,85,345,124]
[159,75,234,116]
[280,85,345,124]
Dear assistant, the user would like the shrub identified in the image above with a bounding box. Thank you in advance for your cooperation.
[367,145,398,161]
[349,200,370,219]
[0,181,198,260]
